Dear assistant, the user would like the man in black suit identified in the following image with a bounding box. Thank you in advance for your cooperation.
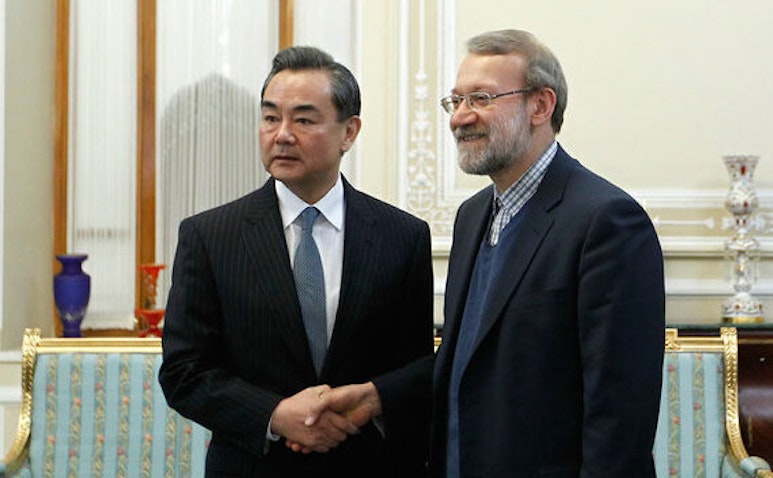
[159,46,433,477]
[431,29,665,477]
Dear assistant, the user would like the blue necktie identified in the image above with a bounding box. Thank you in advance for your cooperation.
[293,207,327,375]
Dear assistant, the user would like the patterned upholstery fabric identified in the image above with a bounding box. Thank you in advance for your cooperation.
[0,331,210,478]
[652,328,772,478]
[654,351,731,476]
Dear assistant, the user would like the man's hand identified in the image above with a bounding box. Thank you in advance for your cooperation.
[270,385,357,454]
[326,382,382,427]
[285,382,383,453]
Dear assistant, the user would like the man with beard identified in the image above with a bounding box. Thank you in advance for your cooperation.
[430,29,665,477]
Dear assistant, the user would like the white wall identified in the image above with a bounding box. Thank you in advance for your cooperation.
[452,0,773,192]
[0,0,8,455]
[1,0,56,454]
[0,0,5,336]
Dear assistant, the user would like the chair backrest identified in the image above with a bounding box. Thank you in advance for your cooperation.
[653,327,771,478]
[4,328,210,477]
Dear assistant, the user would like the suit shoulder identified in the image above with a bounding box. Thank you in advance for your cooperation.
[351,189,429,230]
[457,185,493,215]
[179,190,259,228]
[547,151,643,211]
[547,163,656,241]
[569,164,644,209]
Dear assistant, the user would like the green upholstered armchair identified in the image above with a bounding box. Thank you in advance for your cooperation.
[654,327,773,477]
[0,328,210,477]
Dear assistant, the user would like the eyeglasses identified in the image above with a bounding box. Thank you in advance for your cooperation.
[439,88,534,114]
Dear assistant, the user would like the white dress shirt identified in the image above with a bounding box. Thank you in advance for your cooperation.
[275,176,345,343]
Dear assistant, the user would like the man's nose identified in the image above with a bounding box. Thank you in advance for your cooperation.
[449,101,477,129]
[274,120,296,144]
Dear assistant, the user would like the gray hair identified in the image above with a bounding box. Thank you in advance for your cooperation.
[467,29,567,133]
[260,46,361,122]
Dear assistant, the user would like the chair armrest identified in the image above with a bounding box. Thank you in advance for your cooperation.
[1,402,31,476]
[0,437,28,478]
[739,455,772,477]
[0,330,37,477]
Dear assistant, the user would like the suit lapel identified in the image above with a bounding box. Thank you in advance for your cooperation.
[241,179,315,376]
[436,189,492,378]
[470,206,553,351]
[470,148,573,351]
[324,180,378,373]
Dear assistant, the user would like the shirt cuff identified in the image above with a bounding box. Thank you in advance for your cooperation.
[264,417,281,454]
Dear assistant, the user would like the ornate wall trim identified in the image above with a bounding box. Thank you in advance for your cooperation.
[636,189,773,257]
[398,0,462,243]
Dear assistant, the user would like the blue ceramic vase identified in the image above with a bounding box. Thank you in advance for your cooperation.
[54,254,91,338]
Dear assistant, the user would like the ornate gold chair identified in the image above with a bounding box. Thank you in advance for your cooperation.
[0,328,210,477]
[654,327,772,477]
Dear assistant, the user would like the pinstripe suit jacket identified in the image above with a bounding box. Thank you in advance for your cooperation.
[159,177,434,477]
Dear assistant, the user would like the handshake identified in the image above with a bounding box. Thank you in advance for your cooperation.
[270,382,382,454]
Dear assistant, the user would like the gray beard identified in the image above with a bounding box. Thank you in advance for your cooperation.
[456,109,530,176]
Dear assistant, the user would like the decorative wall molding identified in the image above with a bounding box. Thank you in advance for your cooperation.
[632,189,773,209]
[666,278,773,296]
[398,0,462,241]
[0,350,21,363]
[0,385,22,457]
[423,185,773,257]
[1,349,22,454]
[636,189,773,256]
[0,386,21,404]
[0,348,21,456]
[432,276,773,297]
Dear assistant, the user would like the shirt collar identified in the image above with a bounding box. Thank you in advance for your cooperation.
[275,175,345,231]
[493,140,558,207]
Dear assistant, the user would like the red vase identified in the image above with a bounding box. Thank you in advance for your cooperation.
[135,308,165,338]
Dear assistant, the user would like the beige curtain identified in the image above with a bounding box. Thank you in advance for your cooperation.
[69,0,138,329]
[156,0,278,304]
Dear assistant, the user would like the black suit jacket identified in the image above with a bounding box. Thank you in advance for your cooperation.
[159,177,434,477]
[431,146,665,477]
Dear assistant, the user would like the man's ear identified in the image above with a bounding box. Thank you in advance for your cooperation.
[341,116,362,153]
[531,88,557,128]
